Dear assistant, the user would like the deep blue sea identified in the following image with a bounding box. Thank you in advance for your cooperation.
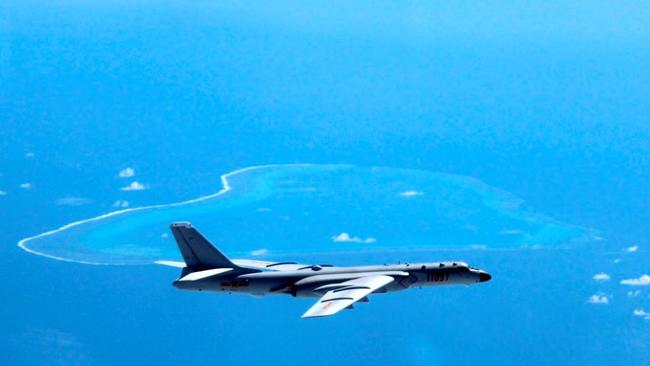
[2,2,649,365]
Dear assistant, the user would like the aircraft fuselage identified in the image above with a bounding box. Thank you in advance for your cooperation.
[174,261,491,297]
[165,222,491,317]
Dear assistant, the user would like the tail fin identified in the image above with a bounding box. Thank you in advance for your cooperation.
[170,222,237,270]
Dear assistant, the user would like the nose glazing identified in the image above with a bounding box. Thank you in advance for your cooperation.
[479,271,492,282]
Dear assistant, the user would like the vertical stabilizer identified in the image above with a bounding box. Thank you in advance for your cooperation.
[170,222,237,270]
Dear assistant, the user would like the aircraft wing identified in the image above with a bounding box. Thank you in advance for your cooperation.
[302,275,395,318]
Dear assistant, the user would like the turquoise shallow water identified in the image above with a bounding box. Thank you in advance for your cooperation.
[20,164,593,265]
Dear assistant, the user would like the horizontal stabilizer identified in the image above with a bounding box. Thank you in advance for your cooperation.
[155,260,186,268]
[178,268,233,281]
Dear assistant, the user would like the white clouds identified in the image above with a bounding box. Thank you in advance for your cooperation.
[633,308,647,316]
[256,207,272,212]
[499,229,522,235]
[112,200,130,208]
[0,190,6,196]
[120,181,147,191]
[55,197,92,206]
[628,290,641,298]
[251,248,269,256]
[118,167,135,178]
[626,245,638,252]
[160,233,169,239]
[332,232,376,244]
[587,294,609,304]
[25,152,35,158]
[398,190,423,197]
[633,309,650,320]
[592,273,611,281]
[620,274,650,286]
[20,182,32,189]
[117,169,144,191]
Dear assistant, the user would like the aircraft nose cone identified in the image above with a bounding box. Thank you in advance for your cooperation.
[479,271,492,282]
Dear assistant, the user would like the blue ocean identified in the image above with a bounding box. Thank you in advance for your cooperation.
[2,2,649,365]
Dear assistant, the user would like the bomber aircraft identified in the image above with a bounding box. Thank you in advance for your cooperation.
[157,222,492,318]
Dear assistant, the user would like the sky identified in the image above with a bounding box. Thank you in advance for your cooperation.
[1,1,650,365]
